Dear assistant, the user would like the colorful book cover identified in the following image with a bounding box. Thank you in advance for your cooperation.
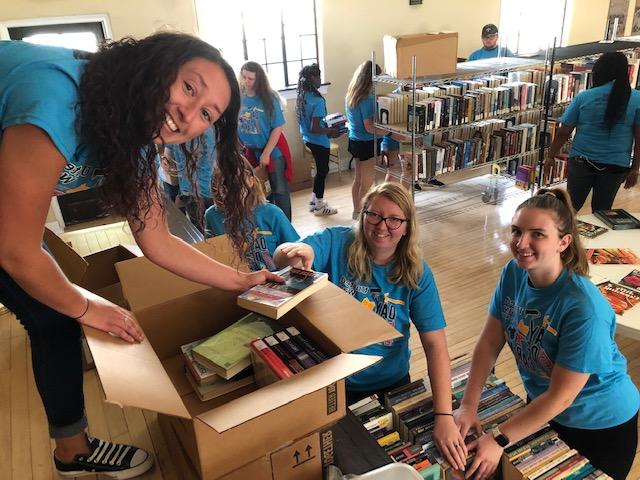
[586,248,640,265]
[597,281,640,315]
[619,269,640,290]
[576,220,608,239]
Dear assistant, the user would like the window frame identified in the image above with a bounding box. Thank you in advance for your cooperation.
[0,14,112,44]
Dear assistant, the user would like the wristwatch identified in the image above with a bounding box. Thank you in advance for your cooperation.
[491,426,510,448]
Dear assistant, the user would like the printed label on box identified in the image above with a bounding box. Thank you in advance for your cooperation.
[326,383,338,415]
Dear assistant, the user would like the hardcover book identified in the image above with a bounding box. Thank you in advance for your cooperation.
[586,248,640,265]
[619,269,640,290]
[597,281,640,315]
[576,220,608,239]
[184,366,255,402]
[237,266,329,319]
[593,209,640,230]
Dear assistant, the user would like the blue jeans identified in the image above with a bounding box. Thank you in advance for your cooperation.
[260,152,291,221]
[0,266,87,438]
[567,157,628,212]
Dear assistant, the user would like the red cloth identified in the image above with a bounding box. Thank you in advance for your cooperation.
[243,133,294,183]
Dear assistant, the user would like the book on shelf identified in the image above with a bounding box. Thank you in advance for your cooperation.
[237,266,329,319]
[586,248,640,265]
[180,339,218,386]
[184,365,254,402]
[191,312,277,380]
[593,209,640,230]
[619,269,640,290]
[596,281,640,315]
[577,220,608,239]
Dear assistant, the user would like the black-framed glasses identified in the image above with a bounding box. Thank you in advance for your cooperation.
[363,210,407,230]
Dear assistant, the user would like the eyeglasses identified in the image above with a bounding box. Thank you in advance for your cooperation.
[363,210,407,230]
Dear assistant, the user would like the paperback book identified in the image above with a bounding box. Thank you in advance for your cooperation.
[596,281,640,315]
[237,266,329,319]
[180,339,218,385]
[593,209,640,230]
[586,248,640,265]
[619,269,640,290]
[184,366,255,402]
[576,220,608,239]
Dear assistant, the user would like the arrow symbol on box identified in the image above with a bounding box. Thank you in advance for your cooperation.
[305,445,312,457]
[293,451,300,463]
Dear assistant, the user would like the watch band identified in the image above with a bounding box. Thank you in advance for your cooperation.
[491,426,510,448]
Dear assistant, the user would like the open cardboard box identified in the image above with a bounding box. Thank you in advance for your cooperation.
[74,235,401,479]
[383,31,458,79]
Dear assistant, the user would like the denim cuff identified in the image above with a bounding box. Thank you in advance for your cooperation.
[49,414,88,439]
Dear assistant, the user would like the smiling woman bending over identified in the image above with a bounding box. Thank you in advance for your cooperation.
[0,33,280,479]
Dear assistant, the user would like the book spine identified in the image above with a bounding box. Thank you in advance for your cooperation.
[274,331,317,369]
[264,335,305,373]
[250,339,293,379]
[285,326,328,363]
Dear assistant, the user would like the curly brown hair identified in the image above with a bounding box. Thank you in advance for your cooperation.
[78,32,252,257]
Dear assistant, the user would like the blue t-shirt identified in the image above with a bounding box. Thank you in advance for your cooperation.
[468,46,514,61]
[166,128,216,197]
[347,93,375,141]
[204,202,299,271]
[0,40,103,194]
[489,260,639,429]
[238,93,285,158]
[302,226,446,391]
[560,81,640,168]
[299,91,329,148]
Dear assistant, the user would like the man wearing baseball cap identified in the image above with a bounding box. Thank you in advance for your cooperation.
[468,24,514,61]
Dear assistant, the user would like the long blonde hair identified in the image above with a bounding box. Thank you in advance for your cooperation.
[346,61,380,109]
[348,183,423,289]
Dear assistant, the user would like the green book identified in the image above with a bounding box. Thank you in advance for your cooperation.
[192,313,276,380]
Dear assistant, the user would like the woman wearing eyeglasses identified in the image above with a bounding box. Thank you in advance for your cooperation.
[273,182,467,471]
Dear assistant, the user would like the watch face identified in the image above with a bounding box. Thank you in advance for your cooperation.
[495,433,509,447]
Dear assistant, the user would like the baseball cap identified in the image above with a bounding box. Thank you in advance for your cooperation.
[482,24,498,38]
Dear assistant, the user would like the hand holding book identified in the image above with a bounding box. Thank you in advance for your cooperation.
[241,269,285,292]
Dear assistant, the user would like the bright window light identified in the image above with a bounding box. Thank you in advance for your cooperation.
[22,32,99,52]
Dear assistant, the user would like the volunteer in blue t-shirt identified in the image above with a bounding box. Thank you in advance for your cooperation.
[164,127,217,232]
[0,35,281,479]
[467,24,514,61]
[274,182,469,472]
[238,61,292,220]
[296,64,344,216]
[454,188,639,480]
[547,52,640,212]
[205,160,299,271]
[346,61,392,220]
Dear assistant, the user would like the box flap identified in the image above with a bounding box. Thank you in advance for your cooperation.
[43,228,88,285]
[81,291,189,418]
[293,283,402,352]
[197,353,380,432]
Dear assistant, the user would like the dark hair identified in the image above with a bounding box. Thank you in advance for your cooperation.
[592,52,631,129]
[516,188,588,276]
[78,32,252,257]
[296,64,323,125]
[240,61,277,118]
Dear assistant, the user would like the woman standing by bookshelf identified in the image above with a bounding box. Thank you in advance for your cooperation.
[455,189,639,480]
[546,52,640,212]
[0,33,280,479]
[238,61,292,220]
[346,61,393,220]
[274,182,468,472]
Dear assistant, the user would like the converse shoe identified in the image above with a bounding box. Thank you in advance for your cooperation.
[309,200,316,212]
[54,435,153,479]
[313,202,338,216]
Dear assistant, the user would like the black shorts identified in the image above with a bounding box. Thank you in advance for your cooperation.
[348,138,382,161]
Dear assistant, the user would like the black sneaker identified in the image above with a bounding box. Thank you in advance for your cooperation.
[54,435,153,479]
[414,182,423,191]
[426,178,445,187]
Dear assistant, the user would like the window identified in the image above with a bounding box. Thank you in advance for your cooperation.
[196,0,320,90]
[498,0,570,55]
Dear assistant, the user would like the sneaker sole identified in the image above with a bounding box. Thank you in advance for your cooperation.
[56,455,154,479]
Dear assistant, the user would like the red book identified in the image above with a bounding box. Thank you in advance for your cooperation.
[249,339,293,379]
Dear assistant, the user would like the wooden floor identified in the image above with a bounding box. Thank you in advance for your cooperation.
[1,170,639,479]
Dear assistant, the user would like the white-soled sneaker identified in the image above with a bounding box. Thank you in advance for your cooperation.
[54,435,153,479]
[309,200,316,212]
[313,203,338,216]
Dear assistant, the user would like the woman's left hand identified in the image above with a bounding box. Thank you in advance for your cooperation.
[434,415,468,472]
[259,151,271,168]
[624,169,638,189]
[464,433,503,480]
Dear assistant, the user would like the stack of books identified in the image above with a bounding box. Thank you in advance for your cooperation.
[325,112,348,135]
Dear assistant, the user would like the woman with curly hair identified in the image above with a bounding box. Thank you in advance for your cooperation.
[273,182,467,472]
[0,33,280,478]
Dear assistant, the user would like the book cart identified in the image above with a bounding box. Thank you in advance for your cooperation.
[369,38,640,200]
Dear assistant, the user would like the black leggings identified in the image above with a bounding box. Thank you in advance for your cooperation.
[306,142,330,199]
[550,411,638,480]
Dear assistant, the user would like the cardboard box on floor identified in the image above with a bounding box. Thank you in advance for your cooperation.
[383,32,458,79]
[73,234,401,479]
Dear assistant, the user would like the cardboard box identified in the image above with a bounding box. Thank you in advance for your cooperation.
[383,32,458,79]
[72,235,401,479]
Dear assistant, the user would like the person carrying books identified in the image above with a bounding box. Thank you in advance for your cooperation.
[238,61,293,220]
[467,24,514,61]
[454,188,639,480]
[274,182,468,472]
[546,52,640,213]
[296,63,343,216]
[0,34,282,479]
[205,159,299,271]
[346,61,393,220]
